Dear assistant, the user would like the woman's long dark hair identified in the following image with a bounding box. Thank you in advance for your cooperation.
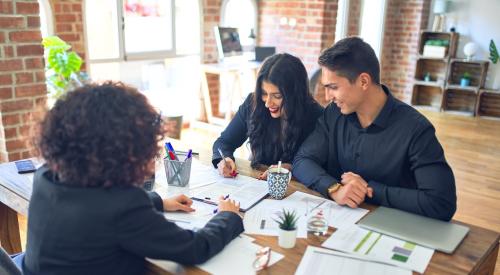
[248,53,315,167]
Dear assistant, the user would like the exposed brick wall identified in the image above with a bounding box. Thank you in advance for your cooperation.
[0,0,47,162]
[380,0,431,102]
[347,0,361,36]
[200,0,222,120]
[50,0,85,68]
[257,0,338,73]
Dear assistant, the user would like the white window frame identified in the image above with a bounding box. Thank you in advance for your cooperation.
[359,0,388,59]
[335,0,350,43]
[85,0,184,64]
[220,0,257,50]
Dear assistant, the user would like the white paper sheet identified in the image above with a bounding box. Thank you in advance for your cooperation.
[197,235,284,275]
[283,191,369,228]
[295,246,412,275]
[243,199,308,238]
[322,224,434,273]
[163,200,218,230]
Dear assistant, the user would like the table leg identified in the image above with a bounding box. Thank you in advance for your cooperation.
[0,201,22,254]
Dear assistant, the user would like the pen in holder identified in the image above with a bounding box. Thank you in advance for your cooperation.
[164,153,192,187]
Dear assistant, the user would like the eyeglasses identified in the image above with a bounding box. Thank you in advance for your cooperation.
[253,246,271,271]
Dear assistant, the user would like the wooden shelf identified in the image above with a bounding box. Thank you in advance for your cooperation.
[446,84,479,93]
[477,89,500,118]
[415,58,448,85]
[442,88,478,115]
[411,85,443,109]
[447,59,489,89]
[418,31,459,59]
[414,80,444,87]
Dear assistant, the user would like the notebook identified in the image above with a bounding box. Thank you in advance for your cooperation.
[357,207,469,253]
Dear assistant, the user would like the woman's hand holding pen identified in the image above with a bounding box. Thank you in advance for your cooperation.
[217,195,240,215]
[217,157,238,178]
[163,194,195,212]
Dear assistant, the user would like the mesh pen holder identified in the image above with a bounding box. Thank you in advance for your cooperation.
[164,155,192,187]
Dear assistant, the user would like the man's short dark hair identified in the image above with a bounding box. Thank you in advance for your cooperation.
[318,37,380,84]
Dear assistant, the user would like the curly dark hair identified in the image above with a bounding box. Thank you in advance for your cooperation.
[248,53,315,167]
[37,81,165,187]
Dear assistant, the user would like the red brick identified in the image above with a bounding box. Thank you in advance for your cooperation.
[24,58,44,69]
[6,139,26,151]
[0,16,25,29]
[0,87,13,99]
[2,114,20,125]
[21,150,35,159]
[4,127,17,139]
[4,46,15,58]
[9,30,42,42]
[55,23,72,32]
[15,72,34,84]
[19,125,33,137]
[0,31,4,43]
[17,44,44,56]
[55,14,76,22]
[72,3,82,12]
[1,99,33,112]
[58,34,79,42]
[0,1,13,14]
[34,71,45,82]
[27,16,40,28]
[16,1,39,14]
[0,74,12,85]
[0,60,23,72]
[15,84,46,97]
[8,152,22,161]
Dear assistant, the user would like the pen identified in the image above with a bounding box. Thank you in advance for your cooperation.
[166,142,179,160]
[184,149,193,161]
[213,194,230,214]
[217,148,238,177]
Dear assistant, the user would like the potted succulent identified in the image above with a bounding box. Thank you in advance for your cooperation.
[460,72,471,87]
[274,209,299,249]
[424,72,431,82]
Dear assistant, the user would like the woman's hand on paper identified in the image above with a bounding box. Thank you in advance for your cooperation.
[163,194,195,212]
[217,195,240,215]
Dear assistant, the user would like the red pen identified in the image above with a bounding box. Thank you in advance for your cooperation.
[168,151,176,160]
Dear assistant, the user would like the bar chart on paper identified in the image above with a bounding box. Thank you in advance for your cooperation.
[322,225,434,273]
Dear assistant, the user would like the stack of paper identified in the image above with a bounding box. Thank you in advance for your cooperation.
[322,224,434,273]
[295,246,411,275]
[163,200,217,231]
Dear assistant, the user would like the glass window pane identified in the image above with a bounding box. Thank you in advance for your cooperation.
[175,0,200,55]
[124,0,173,54]
[359,0,387,58]
[223,0,256,47]
[85,0,120,60]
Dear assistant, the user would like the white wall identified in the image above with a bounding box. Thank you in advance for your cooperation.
[429,0,500,89]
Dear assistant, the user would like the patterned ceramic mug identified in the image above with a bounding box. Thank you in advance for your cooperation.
[267,167,291,200]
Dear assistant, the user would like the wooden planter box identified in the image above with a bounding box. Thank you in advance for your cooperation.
[477,90,500,118]
[415,58,448,85]
[447,59,489,89]
[442,88,478,115]
[411,85,443,110]
[418,31,459,59]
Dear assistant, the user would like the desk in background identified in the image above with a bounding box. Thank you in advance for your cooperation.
[200,61,261,125]
[0,151,499,274]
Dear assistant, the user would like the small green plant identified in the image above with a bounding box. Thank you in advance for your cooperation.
[490,39,499,64]
[462,72,471,79]
[274,209,299,231]
[42,36,88,99]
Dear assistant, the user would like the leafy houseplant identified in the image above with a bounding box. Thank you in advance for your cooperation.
[274,209,299,248]
[460,72,471,87]
[42,36,88,99]
[490,39,499,64]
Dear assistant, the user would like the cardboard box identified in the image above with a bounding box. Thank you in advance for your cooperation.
[423,45,447,58]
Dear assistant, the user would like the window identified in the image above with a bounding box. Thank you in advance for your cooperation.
[359,0,387,58]
[84,0,201,121]
[38,0,54,37]
[221,0,257,49]
[335,0,350,43]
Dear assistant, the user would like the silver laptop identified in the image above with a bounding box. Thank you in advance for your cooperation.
[358,207,469,254]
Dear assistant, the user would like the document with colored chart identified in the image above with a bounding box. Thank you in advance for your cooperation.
[322,224,434,273]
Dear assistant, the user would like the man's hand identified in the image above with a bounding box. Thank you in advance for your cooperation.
[217,195,241,215]
[329,172,373,208]
[258,163,292,180]
[217,157,238,178]
[163,194,195,212]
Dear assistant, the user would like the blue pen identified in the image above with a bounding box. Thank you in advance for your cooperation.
[166,142,179,160]
[184,149,193,161]
[213,194,230,214]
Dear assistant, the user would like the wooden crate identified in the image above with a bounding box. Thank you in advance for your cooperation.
[442,88,478,115]
[411,85,443,109]
[418,31,459,58]
[415,58,448,84]
[477,89,500,118]
[447,59,489,89]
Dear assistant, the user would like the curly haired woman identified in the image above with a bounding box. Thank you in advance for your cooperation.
[18,82,243,275]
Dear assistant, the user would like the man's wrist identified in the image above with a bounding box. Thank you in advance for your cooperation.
[327,182,341,199]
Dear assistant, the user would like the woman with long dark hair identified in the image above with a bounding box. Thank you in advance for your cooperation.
[19,82,243,275]
[212,53,323,178]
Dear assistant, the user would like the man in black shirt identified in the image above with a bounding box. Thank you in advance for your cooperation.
[293,37,456,221]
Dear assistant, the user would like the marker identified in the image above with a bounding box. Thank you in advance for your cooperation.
[217,148,238,177]
[184,149,193,161]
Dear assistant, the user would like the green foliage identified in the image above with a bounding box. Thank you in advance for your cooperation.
[42,36,88,99]
[490,39,499,64]
[462,72,472,79]
[274,209,299,231]
[425,39,450,47]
